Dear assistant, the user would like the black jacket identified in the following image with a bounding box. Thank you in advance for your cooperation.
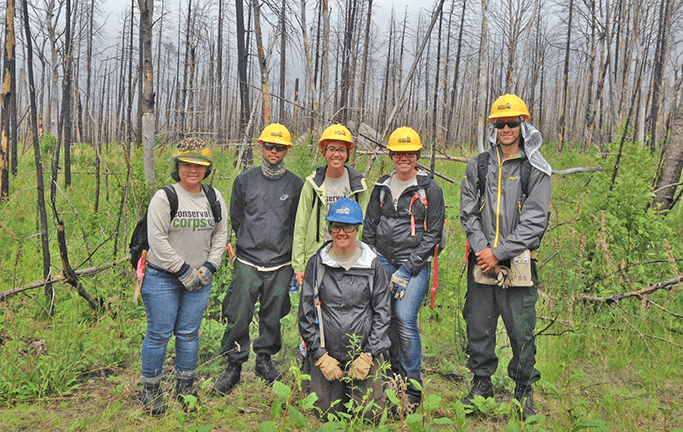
[298,242,391,364]
[362,170,445,275]
[230,166,303,268]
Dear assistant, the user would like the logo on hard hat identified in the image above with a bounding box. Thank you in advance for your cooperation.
[271,131,284,137]
[398,137,412,143]
[497,102,512,111]
[336,207,351,215]
[335,130,347,136]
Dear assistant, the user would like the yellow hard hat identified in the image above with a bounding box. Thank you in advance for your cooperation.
[488,94,530,121]
[258,123,293,146]
[387,127,423,151]
[171,137,213,181]
[172,137,212,166]
[318,124,354,151]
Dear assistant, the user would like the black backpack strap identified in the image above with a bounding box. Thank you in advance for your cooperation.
[476,152,489,198]
[200,183,223,223]
[162,185,179,220]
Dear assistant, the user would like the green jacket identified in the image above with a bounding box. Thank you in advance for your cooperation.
[292,165,370,274]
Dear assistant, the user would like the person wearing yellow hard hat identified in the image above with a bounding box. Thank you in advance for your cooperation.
[291,124,370,288]
[140,137,228,415]
[362,127,446,413]
[459,94,552,420]
[213,124,303,395]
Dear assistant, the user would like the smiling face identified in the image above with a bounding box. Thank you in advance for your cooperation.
[330,222,358,252]
[391,151,418,181]
[323,140,349,170]
[495,116,522,149]
[262,142,289,164]
[178,161,207,192]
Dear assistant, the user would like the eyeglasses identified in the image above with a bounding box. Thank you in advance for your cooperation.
[329,223,358,233]
[263,143,288,152]
[179,161,205,169]
[493,120,522,129]
[391,151,418,159]
[326,146,348,155]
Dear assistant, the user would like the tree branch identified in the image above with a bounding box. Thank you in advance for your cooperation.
[578,275,683,304]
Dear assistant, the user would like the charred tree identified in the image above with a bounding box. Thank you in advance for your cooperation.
[139,0,156,188]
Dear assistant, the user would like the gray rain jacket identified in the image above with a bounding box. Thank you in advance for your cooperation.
[298,242,391,364]
[460,123,551,261]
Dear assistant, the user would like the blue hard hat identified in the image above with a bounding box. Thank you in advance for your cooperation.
[326,198,364,224]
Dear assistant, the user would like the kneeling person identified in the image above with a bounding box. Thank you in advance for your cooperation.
[298,198,391,419]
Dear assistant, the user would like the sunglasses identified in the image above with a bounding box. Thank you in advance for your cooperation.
[263,143,288,152]
[329,223,358,233]
[493,120,522,129]
[391,151,418,159]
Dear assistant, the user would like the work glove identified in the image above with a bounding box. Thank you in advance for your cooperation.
[177,264,203,291]
[198,262,216,286]
[315,352,344,381]
[497,266,510,289]
[347,353,373,380]
[390,264,411,300]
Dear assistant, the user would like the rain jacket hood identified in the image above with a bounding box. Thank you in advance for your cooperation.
[487,122,552,176]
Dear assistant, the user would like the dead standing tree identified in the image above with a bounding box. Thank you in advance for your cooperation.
[251,0,271,124]
[364,0,447,177]
[0,0,16,200]
[138,0,155,188]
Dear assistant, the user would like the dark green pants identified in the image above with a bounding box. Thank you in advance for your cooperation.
[220,260,292,365]
[463,254,540,386]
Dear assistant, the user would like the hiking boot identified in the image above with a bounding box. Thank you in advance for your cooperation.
[176,376,199,411]
[461,376,494,406]
[514,385,536,420]
[255,354,281,384]
[141,382,166,416]
[212,362,241,395]
[406,389,422,414]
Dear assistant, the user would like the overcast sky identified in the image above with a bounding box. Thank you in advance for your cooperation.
[103,0,433,41]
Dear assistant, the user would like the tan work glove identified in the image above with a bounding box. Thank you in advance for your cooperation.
[315,352,344,381]
[347,353,373,380]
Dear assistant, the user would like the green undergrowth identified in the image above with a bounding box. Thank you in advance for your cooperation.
[0,136,682,431]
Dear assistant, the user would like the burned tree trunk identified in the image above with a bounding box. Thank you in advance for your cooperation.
[0,0,15,199]
[652,100,683,213]
[252,0,271,124]
[21,0,52,316]
[139,0,156,188]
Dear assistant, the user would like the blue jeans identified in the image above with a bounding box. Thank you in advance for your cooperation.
[141,266,212,378]
[378,256,430,393]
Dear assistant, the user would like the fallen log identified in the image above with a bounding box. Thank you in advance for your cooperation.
[577,275,683,304]
[0,264,113,302]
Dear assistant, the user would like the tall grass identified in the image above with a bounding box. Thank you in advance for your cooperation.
[0,137,682,431]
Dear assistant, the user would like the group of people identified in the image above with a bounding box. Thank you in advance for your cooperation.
[136,93,551,422]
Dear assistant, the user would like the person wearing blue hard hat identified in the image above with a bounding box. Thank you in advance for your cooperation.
[298,198,391,421]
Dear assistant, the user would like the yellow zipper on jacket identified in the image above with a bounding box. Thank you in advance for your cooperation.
[493,148,522,248]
